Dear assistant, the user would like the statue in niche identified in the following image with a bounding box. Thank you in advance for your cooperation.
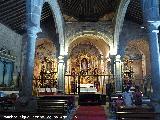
[71,68,76,78]
[93,67,100,92]
[81,58,88,73]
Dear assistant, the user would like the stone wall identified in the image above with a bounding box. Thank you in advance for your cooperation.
[65,21,114,45]
[119,21,148,55]
[119,21,151,78]
[0,23,22,81]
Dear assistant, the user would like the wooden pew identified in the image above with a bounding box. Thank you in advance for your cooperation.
[37,95,75,111]
[117,106,153,112]
[37,98,68,115]
[116,106,157,120]
[116,112,160,120]
[0,96,16,111]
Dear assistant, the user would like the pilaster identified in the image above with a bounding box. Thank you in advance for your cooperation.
[57,55,65,93]
[114,55,122,92]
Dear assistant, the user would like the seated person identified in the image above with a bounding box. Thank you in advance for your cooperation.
[122,87,133,107]
[115,95,124,111]
[133,86,142,106]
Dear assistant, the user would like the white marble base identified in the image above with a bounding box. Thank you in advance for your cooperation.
[80,87,97,93]
[38,88,57,93]
[80,84,97,93]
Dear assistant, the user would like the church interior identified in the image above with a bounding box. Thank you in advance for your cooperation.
[0,0,160,119]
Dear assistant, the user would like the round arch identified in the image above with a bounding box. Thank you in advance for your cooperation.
[43,0,65,55]
[113,0,131,54]
[114,0,159,55]
[65,31,113,57]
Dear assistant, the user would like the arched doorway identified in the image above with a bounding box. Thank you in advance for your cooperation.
[31,2,61,96]
[65,35,112,94]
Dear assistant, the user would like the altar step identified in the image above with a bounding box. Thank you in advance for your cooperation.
[78,94,106,106]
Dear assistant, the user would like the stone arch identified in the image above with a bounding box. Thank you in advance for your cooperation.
[113,0,131,54]
[114,0,159,55]
[124,39,150,77]
[65,31,113,56]
[44,0,65,55]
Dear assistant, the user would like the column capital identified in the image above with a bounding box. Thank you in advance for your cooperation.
[147,20,160,29]
[147,21,160,34]
[58,55,64,63]
[27,26,42,36]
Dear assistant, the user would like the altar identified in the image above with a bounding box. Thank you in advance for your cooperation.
[80,84,97,93]
[38,87,57,96]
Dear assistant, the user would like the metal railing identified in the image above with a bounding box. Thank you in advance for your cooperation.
[65,74,113,94]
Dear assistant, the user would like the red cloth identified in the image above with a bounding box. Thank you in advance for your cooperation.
[73,106,107,120]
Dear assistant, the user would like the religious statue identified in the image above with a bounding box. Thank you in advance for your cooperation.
[71,68,76,78]
[81,58,88,72]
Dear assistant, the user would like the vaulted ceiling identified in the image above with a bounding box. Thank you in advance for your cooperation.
[0,0,143,35]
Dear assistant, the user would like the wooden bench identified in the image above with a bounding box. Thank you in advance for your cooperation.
[37,98,68,115]
[117,106,153,112]
[116,112,160,120]
[38,95,75,107]
[0,97,16,111]
[116,106,157,120]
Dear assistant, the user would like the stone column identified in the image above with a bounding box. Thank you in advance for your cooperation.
[109,55,115,76]
[16,0,43,111]
[114,55,122,92]
[57,55,65,94]
[16,26,39,112]
[22,27,38,97]
[147,21,160,112]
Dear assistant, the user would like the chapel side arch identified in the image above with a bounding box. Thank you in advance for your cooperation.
[46,0,65,55]
[43,0,66,92]
[122,39,150,87]
[113,0,131,55]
